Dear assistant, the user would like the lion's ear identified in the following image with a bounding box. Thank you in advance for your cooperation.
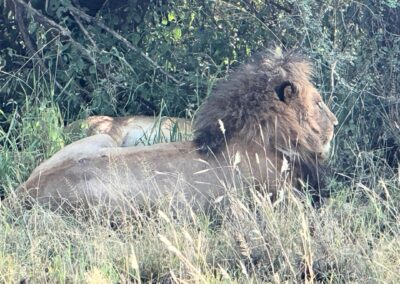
[274,81,295,102]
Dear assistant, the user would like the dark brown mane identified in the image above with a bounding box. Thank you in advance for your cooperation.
[193,50,312,154]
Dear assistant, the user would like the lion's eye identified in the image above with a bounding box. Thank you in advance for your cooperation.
[317,101,324,110]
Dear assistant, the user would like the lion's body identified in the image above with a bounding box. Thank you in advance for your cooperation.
[16,50,338,212]
[65,115,191,146]
[18,136,214,210]
[17,134,287,211]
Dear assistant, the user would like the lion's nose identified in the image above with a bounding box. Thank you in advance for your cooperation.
[328,110,338,126]
[332,116,338,126]
[322,103,339,126]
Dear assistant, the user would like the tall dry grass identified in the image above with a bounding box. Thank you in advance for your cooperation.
[1,125,399,282]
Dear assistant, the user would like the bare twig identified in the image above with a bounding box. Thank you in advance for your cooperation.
[269,1,292,14]
[220,1,285,48]
[68,5,182,85]
[13,0,66,91]
[12,0,181,85]
[13,0,71,37]
[12,0,96,65]
[14,2,43,66]
[329,60,337,105]
[70,11,98,50]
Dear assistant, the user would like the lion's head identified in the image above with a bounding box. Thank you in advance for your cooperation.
[194,50,338,165]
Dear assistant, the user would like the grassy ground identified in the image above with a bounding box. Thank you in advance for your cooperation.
[1,173,399,283]
[0,80,399,283]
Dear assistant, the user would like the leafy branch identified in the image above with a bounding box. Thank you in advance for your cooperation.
[11,0,181,85]
[67,6,182,85]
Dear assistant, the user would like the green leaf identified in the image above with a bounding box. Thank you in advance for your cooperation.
[99,55,112,64]
[172,27,182,40]
[28,22,38,34]
[168,11,176,22]
[89,65,97,74]
[189,12,196,27]
[246,45,251,56]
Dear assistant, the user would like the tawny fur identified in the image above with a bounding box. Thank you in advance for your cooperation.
[65,115,191,146]
[13,50,338,213]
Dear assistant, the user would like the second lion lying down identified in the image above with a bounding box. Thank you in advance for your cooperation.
[16,50,338,211]
[65,115,191,146]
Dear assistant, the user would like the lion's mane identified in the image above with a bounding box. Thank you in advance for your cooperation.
[194,51,312,151]
[193,50,326,192]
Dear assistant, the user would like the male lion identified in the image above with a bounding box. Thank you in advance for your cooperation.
[64,115,192,146]
[15,50,337,212]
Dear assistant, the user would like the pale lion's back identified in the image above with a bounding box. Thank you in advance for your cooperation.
[65,115,192,146]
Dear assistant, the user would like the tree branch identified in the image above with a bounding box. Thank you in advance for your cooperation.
[12,0,96,65]
[11,0,182,86]
[269,1,292,14]
[14,2,41,62]
[68,5,182,85]
[12,0,71,37]
[13,0,65,91]
[70,11,98,50]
